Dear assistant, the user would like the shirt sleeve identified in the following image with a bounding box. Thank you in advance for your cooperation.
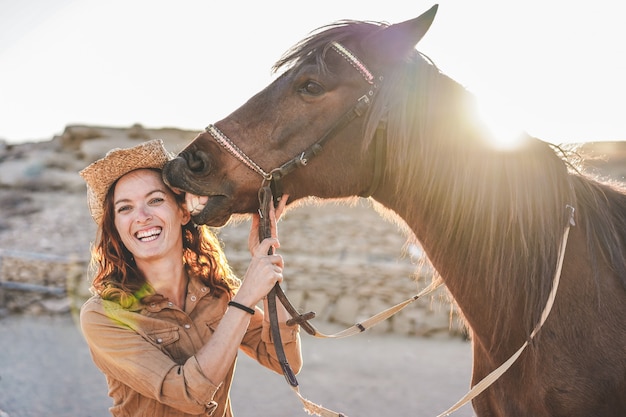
[79,297,220,414]
[238,306,303,374]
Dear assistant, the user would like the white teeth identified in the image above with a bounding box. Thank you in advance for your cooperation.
[186,193,208,216]
[136,228,161,241]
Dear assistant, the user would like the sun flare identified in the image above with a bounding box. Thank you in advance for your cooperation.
[477,98,527,151]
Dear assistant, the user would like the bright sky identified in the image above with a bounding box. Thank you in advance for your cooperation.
[1,0,624,145]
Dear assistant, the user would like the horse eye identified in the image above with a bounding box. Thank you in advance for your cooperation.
[300,81,324,96]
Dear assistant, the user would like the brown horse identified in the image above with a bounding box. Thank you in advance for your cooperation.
[163,5,626,416]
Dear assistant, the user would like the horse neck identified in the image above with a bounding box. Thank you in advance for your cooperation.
[379,190,520,348]
[373,139,571,351]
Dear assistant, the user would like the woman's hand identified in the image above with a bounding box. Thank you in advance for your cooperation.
[235,238,284,306]
[248,194,289,255]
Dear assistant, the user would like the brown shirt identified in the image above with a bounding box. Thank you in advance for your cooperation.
[80,274,301,417]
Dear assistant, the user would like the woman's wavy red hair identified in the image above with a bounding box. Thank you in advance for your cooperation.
[88,169,237,307]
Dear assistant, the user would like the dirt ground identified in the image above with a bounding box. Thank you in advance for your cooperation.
[0,314,475,417]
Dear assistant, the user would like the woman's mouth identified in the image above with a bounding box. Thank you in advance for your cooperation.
[135,227,162,242]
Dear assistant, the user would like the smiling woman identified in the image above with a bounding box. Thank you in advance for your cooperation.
[77,139,302,417]
[112,169,189,267]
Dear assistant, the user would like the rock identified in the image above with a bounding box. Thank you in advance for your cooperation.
[39,297,71,314]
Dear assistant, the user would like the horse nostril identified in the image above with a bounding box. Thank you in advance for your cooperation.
[187,150,211,173]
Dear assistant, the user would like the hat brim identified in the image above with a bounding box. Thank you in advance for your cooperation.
[79,139,173,224]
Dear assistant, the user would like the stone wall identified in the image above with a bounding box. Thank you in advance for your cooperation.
[0,201,467,339]
[0,250,88,316]
[215,200,466,338]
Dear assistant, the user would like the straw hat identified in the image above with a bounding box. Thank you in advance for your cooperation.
[79,139,173,224]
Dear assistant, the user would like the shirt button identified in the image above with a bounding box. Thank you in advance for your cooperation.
[167,302,174,307]
[156,338,163,344]
[184,324,191,329]
[190,295,197,302]
[201,287,207,293]
[150,303,156,308]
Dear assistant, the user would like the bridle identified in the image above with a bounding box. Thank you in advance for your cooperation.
[207,41,389,416]
[205,41,386,203]
[205,41,577,417]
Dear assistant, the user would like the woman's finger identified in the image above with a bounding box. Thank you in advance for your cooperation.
[253,237,280,257]
[269,194,289,239]
[274,194,289,220]
[248,213,261,254]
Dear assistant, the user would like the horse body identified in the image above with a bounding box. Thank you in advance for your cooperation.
[163,5,626,416]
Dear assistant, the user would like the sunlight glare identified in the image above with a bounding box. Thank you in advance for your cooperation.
[478,98,527,151]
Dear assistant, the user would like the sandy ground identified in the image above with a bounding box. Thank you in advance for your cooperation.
[0,314,475,417]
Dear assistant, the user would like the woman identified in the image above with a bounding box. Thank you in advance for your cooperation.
[79,139,301,417]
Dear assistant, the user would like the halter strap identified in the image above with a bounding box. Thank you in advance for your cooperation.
[331,42,375,84]
[205,41,380,195]
[205,124,272,180]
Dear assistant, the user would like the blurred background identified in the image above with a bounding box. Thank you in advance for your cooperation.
[1,1,624,416]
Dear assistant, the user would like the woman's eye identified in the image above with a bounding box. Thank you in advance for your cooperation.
[149,197,165,205]
[117,205,131,213]
[300,81,324,96]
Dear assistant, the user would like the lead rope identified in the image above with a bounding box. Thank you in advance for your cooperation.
[259,185,444,416]
[435,205,576,416]
[261,186,575,416]
[258,186,299,387]
[259,185,347,416]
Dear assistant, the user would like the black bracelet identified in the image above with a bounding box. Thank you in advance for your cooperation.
[228,301,255,315]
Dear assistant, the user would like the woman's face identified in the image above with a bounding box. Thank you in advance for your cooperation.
[112,169,190,263]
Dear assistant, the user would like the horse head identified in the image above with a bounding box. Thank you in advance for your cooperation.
[162,5,438,226]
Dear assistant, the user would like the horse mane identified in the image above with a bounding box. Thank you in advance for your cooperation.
[273,20,626,344]
[273,19,388,75]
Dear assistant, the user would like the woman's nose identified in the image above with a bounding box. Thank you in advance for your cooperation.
[136,206,153,222]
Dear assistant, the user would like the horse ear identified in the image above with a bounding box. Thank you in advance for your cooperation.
[366,4,438,64]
